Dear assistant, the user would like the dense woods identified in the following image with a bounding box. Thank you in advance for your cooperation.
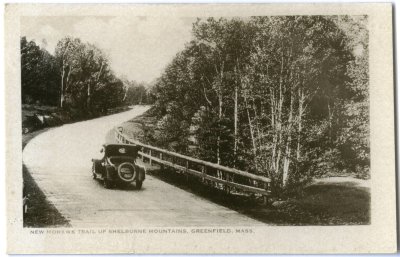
[21,36,152,119]
[150,16,369,194]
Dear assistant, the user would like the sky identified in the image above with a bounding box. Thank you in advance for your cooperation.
[21,16,195,83]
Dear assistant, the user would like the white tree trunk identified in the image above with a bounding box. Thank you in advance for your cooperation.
[244,96,258,170]
[283,91,294,187]
[233,85,238,161]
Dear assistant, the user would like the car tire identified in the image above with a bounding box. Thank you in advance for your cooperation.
[103,179,112,189]
[92,160,102,180]
[136,180,143,190]
[92,164,97,180]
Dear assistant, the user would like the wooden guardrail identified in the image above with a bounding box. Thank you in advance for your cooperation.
[115,127,271,203]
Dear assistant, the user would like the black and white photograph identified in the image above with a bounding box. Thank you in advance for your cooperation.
[5,3,396,254]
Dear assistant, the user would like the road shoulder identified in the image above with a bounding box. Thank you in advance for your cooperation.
[22,128,70,227]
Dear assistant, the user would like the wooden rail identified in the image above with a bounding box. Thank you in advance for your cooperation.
[115,127,271,202]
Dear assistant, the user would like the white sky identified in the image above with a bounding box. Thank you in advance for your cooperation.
[21,16,195,83]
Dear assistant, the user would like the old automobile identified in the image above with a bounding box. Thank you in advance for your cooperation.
[92,144,145,189]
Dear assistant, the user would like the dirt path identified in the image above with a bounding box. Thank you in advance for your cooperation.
[23,106,263,227]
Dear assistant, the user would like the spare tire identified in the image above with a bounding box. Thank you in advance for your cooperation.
[117,162,136,182]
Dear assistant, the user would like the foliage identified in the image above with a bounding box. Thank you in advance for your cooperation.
[54,37,127,117]
[336,16,370,178]
[122,80,153,105]
[151,16,370,195]
[21,36,150,119]
[21,37,60,105]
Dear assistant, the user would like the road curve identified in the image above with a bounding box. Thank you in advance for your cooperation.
[23,106,263,227]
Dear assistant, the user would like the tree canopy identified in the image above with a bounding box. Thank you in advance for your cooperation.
[21,36,153,118]
[150,15,369,194]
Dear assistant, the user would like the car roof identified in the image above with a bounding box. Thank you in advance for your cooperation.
[102,144,141,157]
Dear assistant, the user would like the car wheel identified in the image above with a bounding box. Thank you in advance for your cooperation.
[103,179,112,189]
[92,164,97,180]
[136,180,143,190]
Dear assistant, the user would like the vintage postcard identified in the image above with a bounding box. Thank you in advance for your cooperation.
[5,3,396,254]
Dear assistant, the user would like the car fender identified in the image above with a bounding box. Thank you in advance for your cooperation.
[135,163,146,181]
[92,159,103,174]
[105,165,116,180]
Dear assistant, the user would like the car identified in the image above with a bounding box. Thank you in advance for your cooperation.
[91,144,145,189]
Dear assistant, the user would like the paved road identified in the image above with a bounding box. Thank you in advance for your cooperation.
[23,106,263,227]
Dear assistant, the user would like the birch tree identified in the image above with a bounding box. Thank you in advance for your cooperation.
[55,37,84,108]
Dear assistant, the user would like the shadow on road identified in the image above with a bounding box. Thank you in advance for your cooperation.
[23,164,71,227]
[23,128,71,227]
[92,181,145,191]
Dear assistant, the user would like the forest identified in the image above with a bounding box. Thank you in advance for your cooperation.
[147,15,369,194]
[21,36,152,120]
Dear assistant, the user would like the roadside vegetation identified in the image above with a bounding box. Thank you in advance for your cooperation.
[21,36,153,133]
[117,16,370,223]
[138,16,369,197]
[118,111,370,225]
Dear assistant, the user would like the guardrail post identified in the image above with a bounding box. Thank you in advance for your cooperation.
[263,182,269,206]
[160,153,164,170]
[214,169,219,189]
[225,173,230,194]
[263,195,269,206]
[149,149,152,166]
[201,166,205,183]
[185,161,189,182]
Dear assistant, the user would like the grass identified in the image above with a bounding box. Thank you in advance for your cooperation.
[297,181,370,224]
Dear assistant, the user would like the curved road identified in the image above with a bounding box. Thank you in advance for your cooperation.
[23,106,263,227]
